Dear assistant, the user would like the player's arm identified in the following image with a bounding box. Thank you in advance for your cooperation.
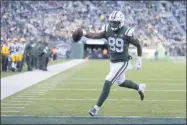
[126,28,142,57]
[24,43,29,55]
[83,30,105,39]
[126,28,142,70]
[83,24,107,39]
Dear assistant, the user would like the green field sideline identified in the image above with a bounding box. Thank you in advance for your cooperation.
[1,59,67,78]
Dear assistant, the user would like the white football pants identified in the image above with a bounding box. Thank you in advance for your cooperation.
[105,61,133,85]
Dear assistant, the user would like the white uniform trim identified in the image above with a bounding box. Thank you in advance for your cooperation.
[125,27,134,37]
[18,43,26,54]
[105,24,109,32]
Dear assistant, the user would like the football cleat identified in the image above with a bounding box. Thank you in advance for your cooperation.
[88,106,99,116]
[138,84,146,101]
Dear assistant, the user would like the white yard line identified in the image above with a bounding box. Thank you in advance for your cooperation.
[1,107,25,108]
[1,103,30,106]
[39,87,54,89]
[1,111,20,113]
[62,79,186,82]
[58,82,185,85]
[27,92,46,94]
[22,93,45,96]
[27,90,49,92]
[1,115,185,119]
[1,59,86,100]
[28,90,49,92]
[15,96,40,98]
[5,101,34,103]
[49,88,186,92]
[10,98,186,102]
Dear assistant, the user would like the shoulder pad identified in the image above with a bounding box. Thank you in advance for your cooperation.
[105,24,109,32]
[101,24,109,32]
[125,27,134,37]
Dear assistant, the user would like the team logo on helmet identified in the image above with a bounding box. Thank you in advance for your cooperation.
[109,11,125,31]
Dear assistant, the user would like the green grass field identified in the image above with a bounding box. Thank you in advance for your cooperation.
[1,59,67,78]
[1,59,186,124]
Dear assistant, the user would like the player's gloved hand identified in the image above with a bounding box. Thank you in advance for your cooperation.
[135,56,142,70]
[82,29,86,36]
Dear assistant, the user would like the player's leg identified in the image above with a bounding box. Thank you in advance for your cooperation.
[17,54,21,71]
[17,54,23,71]
[11,54,16,72]
[116,62,146,100]
[88,62,128,116]
[20,54,24,71]
[15,54,19,69]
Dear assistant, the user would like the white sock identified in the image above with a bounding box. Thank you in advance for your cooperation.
[14,63,17,69]
[138,84,141,91]
[94,105,100,110]
[12,62,14,68]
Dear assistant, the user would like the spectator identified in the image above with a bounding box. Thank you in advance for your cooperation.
[52,47,57,60]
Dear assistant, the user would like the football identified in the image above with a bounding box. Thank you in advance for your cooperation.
[72,28,83,42]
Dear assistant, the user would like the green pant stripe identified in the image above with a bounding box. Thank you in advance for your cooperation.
[111,62,128,83]
[112,61,128,83]
[112,61,129,83]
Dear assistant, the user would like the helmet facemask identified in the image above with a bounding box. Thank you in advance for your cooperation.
[109,11,125,31]
[109,20,120,31]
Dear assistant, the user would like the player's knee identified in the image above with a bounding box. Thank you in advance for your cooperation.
[105,75,113,83]
[116,77,125,85]
[118,80,126,87]
[104,80,113,87]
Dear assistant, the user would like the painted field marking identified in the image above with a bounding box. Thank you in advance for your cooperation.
[1,59,86,100]
[27,92,46,93]
[59,78,186,81]
[1,111,20,113]
[1,107,25,109]
[15,96,40,98]
[28,90,49,92]
[10,98,186,102]
[22,93,45,96]
[1,103,30,106]
[39,87,54,89]
[61,79,186,82]
[1,115,185,119]
[6,101,34,103]
[49,88,186,92]
[59,82,185,86]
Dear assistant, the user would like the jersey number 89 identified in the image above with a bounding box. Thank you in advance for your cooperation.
[108,37,124,53]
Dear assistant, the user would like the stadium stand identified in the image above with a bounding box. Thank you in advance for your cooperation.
[1,1,186,56]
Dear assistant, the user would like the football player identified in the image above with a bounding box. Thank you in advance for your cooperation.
[10,38,19,72]
[82,11,146,116]
[17,38,26,71]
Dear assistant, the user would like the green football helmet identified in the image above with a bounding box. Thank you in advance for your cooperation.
[109,11,125,31]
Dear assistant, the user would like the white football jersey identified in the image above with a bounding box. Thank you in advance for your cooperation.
[18,43,26,54]
[9,43,19,54]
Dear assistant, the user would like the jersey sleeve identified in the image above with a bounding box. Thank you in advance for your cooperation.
[125,27,138,44]
[125,27,135,37]
[101,25,106,32]
[125,27,142,56]
[101,24,109,38]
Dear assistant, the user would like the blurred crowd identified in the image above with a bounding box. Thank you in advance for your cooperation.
[85,47,108,59]
[1,1,186,57]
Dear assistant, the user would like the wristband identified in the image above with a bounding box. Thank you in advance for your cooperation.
[82,30,86,36]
